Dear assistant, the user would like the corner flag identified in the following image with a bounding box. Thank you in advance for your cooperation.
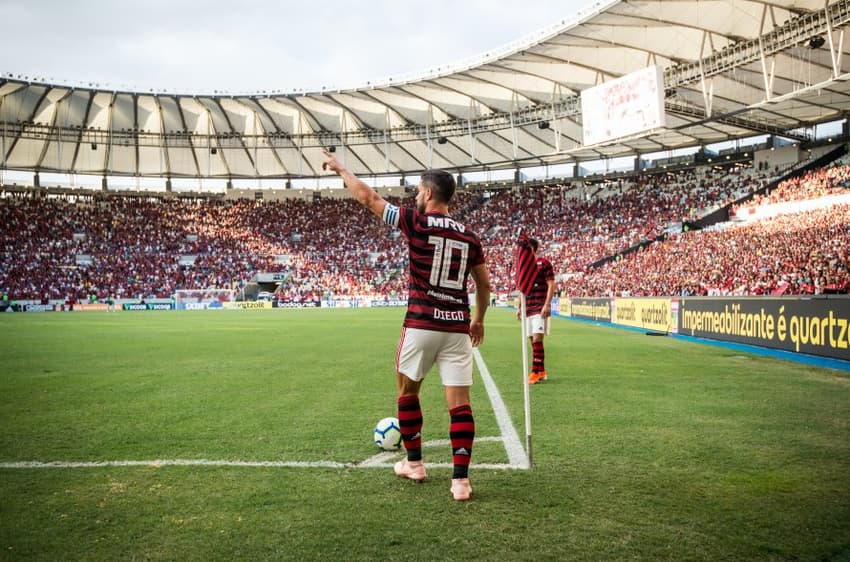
[514,233,538,296]
[512,231,538,467]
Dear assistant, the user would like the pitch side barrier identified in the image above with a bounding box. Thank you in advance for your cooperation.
[678,296,849,361]
[567,297,613,323]
[564,295,850,362]
[122,303,173,311]
[218,299,406,309]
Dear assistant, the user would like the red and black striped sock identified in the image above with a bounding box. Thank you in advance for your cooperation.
[449,404,474,479]
[532,341,545,372]
[397,394,423,462]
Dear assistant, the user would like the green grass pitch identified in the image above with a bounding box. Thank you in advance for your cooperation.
[1,307,849,561]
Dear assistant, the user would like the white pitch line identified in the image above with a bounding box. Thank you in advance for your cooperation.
[0,437,524,471]
[357,436,506,467]
[474,348,530,469]
[0,354,530,472]
[0,460,348,469]
[0,459,523,470]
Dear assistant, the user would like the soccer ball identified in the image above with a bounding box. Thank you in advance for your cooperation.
[373,417,402,451]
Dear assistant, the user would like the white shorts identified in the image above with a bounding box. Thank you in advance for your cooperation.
[395,327,473,387]
[525,314,550,336]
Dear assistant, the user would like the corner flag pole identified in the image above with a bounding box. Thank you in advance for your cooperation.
[513,230,537,469]
[520,292,533,467]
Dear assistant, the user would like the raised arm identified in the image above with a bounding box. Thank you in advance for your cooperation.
[322,149,387,219]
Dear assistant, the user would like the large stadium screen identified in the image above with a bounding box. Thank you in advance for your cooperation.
[581,65,666,146]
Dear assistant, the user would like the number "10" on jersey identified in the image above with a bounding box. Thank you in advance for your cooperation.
[428,236,469,290]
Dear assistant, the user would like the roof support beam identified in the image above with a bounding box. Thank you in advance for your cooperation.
[104,92,117,177]
[250,101,291,175]
[175,97,201,178]
[759,5,777,102]
[825,0,846,78]
[665,101,808,141]
[699,31,714,117]
[155,96,171,178]
[510,92,519,160]
[666,0,850,87]
[69,91,95,171]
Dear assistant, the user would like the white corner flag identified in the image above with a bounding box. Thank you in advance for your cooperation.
[512,232,539,467]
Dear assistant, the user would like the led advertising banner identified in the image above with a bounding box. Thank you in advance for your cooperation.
[613,298,672,333]
[678,297,850,361]
[569,297,613,323]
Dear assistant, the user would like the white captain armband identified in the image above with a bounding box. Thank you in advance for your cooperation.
[383,203,400,228]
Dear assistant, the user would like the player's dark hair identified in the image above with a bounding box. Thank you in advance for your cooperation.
[529,238,539,251]
[420,170,456,204]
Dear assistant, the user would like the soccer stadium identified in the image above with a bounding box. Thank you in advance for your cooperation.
[2,0,849,560]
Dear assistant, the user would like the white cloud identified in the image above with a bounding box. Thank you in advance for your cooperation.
[0,0,589,93]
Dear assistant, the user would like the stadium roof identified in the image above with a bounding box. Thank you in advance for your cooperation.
[2,0,850,180]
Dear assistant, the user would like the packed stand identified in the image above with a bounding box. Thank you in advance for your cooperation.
[4,158,846,303]
[562,160,850,297]
[0,191,485,303]
[467,164,767,294]
[560,204,850,297]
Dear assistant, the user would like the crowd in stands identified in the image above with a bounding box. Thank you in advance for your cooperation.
[462,164,766,289]
[0,195,412,302]
[562,161,850,297]
[561,205,850,296]
[1,157,848,303]
[732,161,850,216]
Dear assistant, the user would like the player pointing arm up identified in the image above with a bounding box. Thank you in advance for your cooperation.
[322,149,491,501]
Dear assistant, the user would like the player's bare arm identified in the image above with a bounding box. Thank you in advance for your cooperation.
[542,279,556,319]
[322,149,387,219]
[469,263,491,347]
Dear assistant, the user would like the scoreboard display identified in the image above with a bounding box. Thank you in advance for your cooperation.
[581,65,666,146]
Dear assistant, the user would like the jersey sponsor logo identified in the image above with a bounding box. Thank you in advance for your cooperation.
[426,289,464,305]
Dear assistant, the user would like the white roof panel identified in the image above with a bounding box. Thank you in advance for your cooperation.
[3,0,850,178]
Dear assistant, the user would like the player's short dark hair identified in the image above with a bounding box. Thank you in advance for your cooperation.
[420,170,456,204]
[529,238,539,251]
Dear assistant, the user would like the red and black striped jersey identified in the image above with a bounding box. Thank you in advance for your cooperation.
[383,204,485,333]
[526,257,554,315]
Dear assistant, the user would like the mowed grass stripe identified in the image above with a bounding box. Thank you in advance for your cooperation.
[2,307,849,561]
[0,309,512,466]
